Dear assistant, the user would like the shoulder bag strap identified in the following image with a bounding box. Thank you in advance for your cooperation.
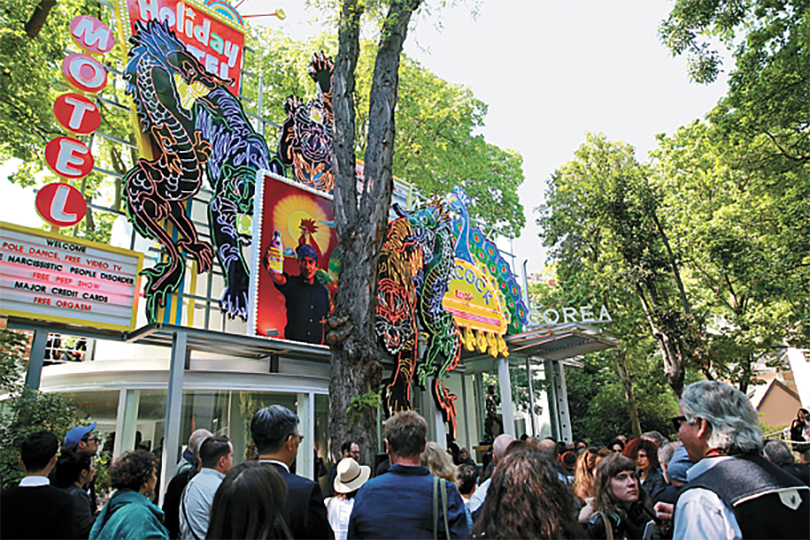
[180,486,202,540]
[433,476,440,540]
[441,479,450,539]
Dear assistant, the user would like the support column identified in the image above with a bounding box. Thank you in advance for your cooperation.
[543,360,559,440]
[25,330,48,390]
[296,393,310,478]
[160,330,187,505]
[117,390,141,456]
[550,361,573,442]
[461,374,471,450]
[525,357,537,437]
[497,358,515,436]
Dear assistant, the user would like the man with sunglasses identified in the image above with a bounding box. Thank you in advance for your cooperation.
[64,422,100,512]
[64,422,99,456]
[252,405,333,539]
[667,381,809,539]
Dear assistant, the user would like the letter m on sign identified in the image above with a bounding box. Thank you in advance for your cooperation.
[71,16,115,54]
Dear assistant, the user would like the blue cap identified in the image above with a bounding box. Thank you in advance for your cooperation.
[296,244,318,262]
[667,444,694,483]
[64,422,97,450]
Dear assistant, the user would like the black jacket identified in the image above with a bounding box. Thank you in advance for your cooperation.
[1,483,75,539]
[266,462,334,540]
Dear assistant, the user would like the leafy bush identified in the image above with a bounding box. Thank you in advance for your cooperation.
[0,329,81,488]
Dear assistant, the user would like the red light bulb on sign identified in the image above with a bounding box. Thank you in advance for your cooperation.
[54,93,100,135]
[35,182,87,227]
[62,53,108,94]
[45,136,95,179]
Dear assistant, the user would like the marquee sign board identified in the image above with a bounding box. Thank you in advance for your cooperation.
[0,222,143,331]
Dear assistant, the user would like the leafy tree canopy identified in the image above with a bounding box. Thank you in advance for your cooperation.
[247,28,525,236]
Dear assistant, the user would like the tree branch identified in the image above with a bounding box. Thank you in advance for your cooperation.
[25,0,58,39]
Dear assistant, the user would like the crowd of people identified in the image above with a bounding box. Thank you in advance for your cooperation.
[2,381,809,539]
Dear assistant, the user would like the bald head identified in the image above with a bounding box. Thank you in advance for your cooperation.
[492,434,516,465]
[537,438,557,459]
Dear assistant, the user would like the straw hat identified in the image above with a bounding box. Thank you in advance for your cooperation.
[334,457,371,494]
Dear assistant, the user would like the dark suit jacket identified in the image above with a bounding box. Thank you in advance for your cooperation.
[266,462,334,540]
[1,483,75,539]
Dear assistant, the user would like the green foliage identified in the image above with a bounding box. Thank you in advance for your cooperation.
[660,0,809,167]
[565,350,680,444]
[653,118,809,388]
[347,390,381,425]
[0,331,81,488]
[246,27,525,236]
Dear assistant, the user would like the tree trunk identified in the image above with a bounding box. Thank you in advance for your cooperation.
[635,281,685,396]
[614,349,641,437]
[25,0,58,39]
[328,0,422,466]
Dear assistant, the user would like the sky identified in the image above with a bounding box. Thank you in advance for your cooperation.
[2,0,730,277]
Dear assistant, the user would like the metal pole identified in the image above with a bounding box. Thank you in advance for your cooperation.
[25,330,48,390]
[525,356,537,437]
[160,330,187,505]
[497,358,515,436]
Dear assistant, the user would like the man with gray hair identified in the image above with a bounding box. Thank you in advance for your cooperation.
[670,381,809,539]
[164,428,213,539]
[764,440,809,487]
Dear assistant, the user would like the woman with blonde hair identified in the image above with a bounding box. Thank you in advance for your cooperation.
[573,445,612,523]
[420,441,457,481]
[584,454,655,540]
[421,441,470,528]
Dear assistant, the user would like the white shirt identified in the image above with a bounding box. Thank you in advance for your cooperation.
[180,468,225,540]
[467,477,490,512]
[18,476,50,487]
[326,496,354,540]
[259,459,290,472]
[673,456,743,540]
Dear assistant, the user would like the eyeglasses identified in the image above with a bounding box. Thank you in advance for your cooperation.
[671,416,689,431]
[82,435,98,443]
[288,433,304,443]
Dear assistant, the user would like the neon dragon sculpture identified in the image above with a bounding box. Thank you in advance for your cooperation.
[122,20,282,322]
[278,52,335,194]
[377,201,462,439]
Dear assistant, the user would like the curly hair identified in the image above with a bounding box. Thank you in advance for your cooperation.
[109,450,157,492]
[622,438,660,472]
[420,441,457,482]
[471,450,584,539]
[592,455,651,514]
[572,446,611,502]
